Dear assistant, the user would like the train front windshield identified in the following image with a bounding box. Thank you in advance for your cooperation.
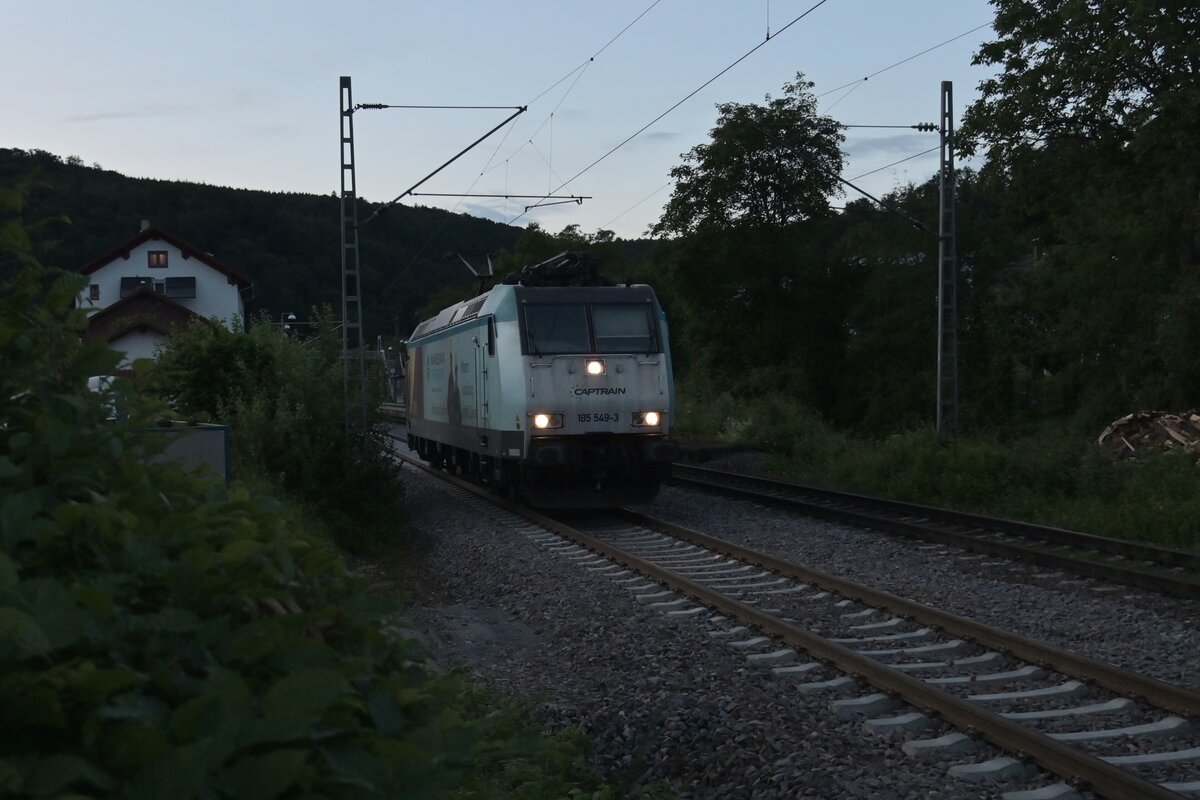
[525,303,659,355]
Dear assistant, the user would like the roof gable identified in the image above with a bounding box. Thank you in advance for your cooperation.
[79,225,252,287]
[83,287,203,343]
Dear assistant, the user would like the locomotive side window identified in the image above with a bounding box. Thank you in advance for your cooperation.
[592,304,657,353]
[524,304,590,354]
[487,317,496,357]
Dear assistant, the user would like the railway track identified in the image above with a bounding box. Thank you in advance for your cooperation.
[393,447,1200,799]
[672,462,1200,599]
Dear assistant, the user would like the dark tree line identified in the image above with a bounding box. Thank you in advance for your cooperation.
[6,0,1196,437]
[0,148,521,339]
[633,1,1200,436]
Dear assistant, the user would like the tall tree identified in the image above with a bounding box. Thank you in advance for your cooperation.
[651,75,848,406]
[960,0,1200,424]
[962,0,1200,165]
[653,74,844,236]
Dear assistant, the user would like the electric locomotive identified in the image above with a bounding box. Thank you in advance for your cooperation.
[404,252,678,507]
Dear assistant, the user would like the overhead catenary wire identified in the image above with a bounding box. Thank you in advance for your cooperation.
[363,0,665,317]
[601,181,674,231]
[360,105,527,226]
[511,0,834,224]
[489,0,661,174]
[746,117,937,237]
[822,79,863,113]
[590,21,989,239]
[848,145,940,181]
[527,0,663,106]
[816,21,992,100]
[355,104,522,110]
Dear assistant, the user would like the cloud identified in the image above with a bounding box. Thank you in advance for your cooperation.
[640,130,680,144]
[62,106,189,123]
[552,107,591,123]
[61,91,262,124]
[245,123,298,138]
[845,134,932,158]
[458,201,514,225]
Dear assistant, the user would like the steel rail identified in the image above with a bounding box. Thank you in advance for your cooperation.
[672,463,1200,599]
[393,451,1187,799]
[617,508,1200,718]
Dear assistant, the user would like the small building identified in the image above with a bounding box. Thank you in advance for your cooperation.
[78,223,253,365]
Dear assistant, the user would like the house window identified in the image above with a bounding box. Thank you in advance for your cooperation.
[120,276,154,297]
[148,250,169,268]
[164,277,196,298]
[89,284,100,301]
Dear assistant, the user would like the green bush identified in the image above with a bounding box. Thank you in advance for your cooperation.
[0,262,612,798]
[152,314,403,553]
[679,386,1200,547]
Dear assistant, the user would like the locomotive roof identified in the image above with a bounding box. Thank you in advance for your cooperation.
[408,290,493,341]
[409,251,663,342]
[408,282,660,343]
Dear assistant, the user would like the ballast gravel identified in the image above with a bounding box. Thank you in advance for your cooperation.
[393,467,1036,799]
[639,471,1200,693]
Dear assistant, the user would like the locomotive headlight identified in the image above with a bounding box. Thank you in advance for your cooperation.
[532,412,563,430]
[633,410,663,427]
[643,410,661,427]
[585,359,605,376]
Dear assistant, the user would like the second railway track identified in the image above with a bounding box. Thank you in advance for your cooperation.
[393,446,1200,799]
[671,462,1200,599]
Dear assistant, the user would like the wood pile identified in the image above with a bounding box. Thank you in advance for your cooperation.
[1097,410,1200,459]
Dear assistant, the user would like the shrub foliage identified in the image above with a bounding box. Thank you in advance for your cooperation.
[0,257,609,797]
[152,313,403,552]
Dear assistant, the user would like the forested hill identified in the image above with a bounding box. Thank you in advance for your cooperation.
[0,147,524,335]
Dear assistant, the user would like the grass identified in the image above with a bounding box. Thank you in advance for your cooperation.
[675,386,1200,549]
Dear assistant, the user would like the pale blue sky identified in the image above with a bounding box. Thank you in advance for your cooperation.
[6,1,998,239]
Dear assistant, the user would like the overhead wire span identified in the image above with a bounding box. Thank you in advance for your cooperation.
[816,21,992,99]
[410,192,590,200]
[745,117,937,237]
[527,138,567,189]
[493,0,658,169]
[360,105,527,226]
[526,0,662,105]
[511,0,834,224]
[355,104,522,111]
[822,79,862,112]
[848,145,940,181]
[602,181,673,231]
[363,0,664,317]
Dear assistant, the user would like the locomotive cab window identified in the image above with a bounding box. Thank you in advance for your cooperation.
[524,304,590,354]
[592,304,656,353]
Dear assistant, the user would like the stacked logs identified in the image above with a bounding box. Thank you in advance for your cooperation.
[1097,410,1200,459]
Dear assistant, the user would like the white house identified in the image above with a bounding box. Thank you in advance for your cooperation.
[78,223,253,366]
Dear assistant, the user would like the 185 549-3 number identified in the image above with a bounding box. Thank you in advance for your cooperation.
[577,412,618,423]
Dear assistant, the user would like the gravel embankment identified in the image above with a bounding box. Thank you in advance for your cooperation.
[641,461,1200,692]
[394,466,1073,799]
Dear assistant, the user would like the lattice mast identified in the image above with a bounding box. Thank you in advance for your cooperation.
[936,80,959,442]
[339,76,370,441]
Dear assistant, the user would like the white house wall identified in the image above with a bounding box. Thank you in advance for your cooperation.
[111,328,166,367]
[80,239,244,330]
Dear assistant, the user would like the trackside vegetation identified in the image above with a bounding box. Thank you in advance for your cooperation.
[150,311,402,554]
[676,389,1200,548]
[0,232,614,795]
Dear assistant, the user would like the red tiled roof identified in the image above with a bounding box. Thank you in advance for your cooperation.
[79,225,252,287]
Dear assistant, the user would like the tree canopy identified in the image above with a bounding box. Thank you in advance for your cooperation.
[961,0,1200,164]
[653,74,844,236]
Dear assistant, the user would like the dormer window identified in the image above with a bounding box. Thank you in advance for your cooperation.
[148,251,169,268]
